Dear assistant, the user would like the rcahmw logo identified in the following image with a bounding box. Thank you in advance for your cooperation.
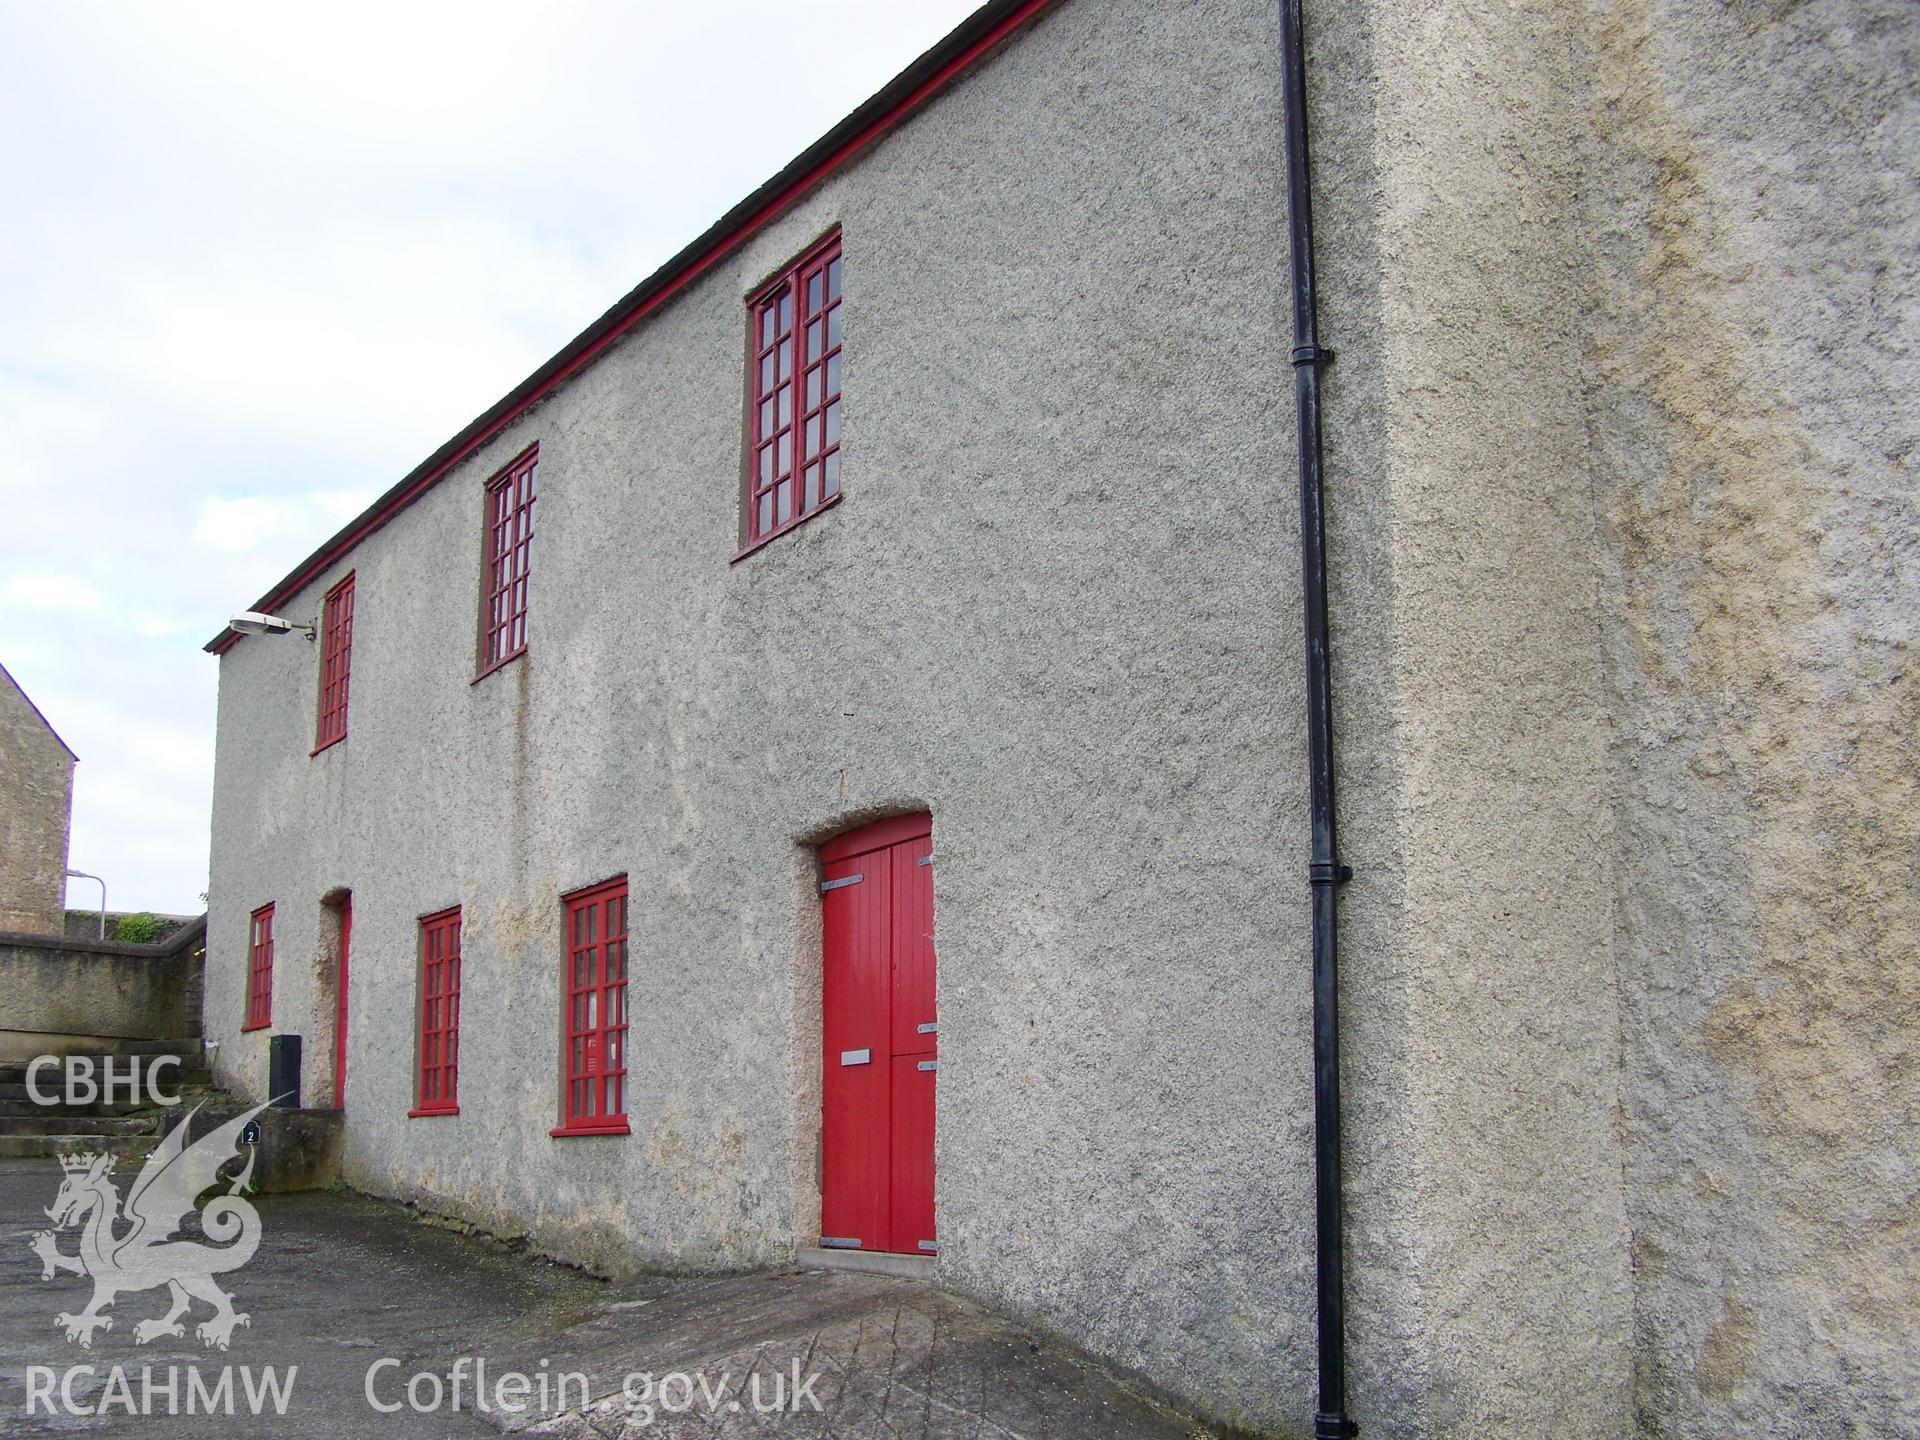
[22,1100,299,1418]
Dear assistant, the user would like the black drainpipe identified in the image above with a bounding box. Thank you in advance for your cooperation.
[1277,2,1355,1437]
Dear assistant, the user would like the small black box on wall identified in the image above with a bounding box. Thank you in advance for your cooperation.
[267,1033,301,1109]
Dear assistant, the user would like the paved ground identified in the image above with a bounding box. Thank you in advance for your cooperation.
[0,1159,1210,1438]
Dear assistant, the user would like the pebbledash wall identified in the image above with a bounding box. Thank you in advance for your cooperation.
[202,1,1918,1437]
[1582,3,1920,1434]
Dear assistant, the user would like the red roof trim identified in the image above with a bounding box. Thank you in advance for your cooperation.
[207,0,1061,655]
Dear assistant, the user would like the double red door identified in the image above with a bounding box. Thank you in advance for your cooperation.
[820,814,935,1256]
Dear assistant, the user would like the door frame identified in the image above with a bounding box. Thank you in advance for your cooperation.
[817,811,935,1255]
[334,894,351,1111]
[818,811,933,868]
[319,888,352,1112]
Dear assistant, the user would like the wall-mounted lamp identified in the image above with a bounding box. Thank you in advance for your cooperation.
[230,611,315,642]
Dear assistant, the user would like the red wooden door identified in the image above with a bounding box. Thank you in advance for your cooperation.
[820,814,936,1255]
[334,896,351,1111]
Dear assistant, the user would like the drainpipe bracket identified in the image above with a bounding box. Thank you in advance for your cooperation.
[1308,861,1353,886]
[1291,344,1336,366]
[1315,1413,1359,1439]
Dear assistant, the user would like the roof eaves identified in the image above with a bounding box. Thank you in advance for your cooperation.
[205,0,1061,655]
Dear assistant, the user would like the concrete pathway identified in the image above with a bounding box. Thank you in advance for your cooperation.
[0,1160,1211,1438]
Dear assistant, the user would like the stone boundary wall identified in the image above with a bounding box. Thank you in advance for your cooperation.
[0,915,206,1056]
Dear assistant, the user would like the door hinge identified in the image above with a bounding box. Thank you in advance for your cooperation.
[918,1240,938,1253]
[916,1022,938,1035]
[840,1048,872,1066]
[819,874,863,893]
[917,1059,937,1071]
[917,854,933,867]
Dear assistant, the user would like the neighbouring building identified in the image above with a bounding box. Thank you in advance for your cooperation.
[199,2,1919,1436]
[0,663,76,936]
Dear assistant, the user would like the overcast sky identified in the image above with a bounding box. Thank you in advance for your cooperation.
[0,1,981,915]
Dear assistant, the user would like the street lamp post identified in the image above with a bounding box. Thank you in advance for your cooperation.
[65,869,105,939]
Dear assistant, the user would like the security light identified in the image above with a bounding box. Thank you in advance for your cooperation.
[230,611,314,641]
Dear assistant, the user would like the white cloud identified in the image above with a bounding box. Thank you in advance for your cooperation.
[1,572,110,613]
[0,0,981,911]
[192,491,376,555]
[129,611,188,639]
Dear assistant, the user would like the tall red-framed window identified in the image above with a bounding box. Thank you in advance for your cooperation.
[479,446,536,676]
[243,904,274,1031]
[313,572,355,752]
[553,876,629,1137]
[740,234,841,554]
[410,907,462,1117]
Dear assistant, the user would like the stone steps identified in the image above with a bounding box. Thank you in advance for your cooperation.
[0,1054,207,1084]
[97,1038,204,1055]
[0,1113,158,1137]
[0,1073,213,1105]
[0,1037,205,1061]
[0,1086,222,1119]
[0,1039,230,1159]
[0,1132,159,1161]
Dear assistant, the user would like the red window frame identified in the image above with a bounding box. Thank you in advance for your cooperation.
[312,572,355,753]
[738,233,842,557]
[478,446,536,678]
[552,876,630,1137]
[243,903,274,1031]
[410,907,462,1117]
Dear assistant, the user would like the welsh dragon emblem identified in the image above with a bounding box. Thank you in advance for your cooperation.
[30,1100,272,1350]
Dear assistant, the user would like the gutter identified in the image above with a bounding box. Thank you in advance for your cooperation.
[1277,1,1356,1436]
